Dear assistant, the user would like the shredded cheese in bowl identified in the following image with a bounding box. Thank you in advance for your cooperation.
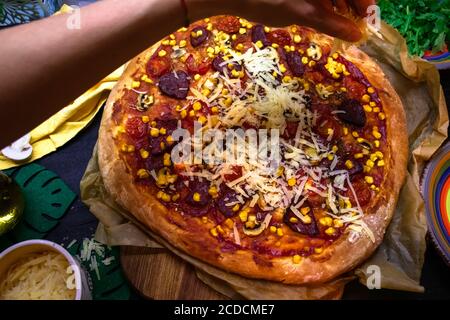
[0,251,76,300]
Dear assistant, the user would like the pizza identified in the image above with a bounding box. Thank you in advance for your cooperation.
[98,15,408,285]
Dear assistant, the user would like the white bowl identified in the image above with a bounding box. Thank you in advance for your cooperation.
[0,239,92,300]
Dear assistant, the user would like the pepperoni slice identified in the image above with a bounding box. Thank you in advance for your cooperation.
[216,186,239,217]
[158,70,190,99]
[146,56,171,78]
[337,99,366,127]
[190,26,209,47]
[284,207,319,236]
[186,54,210,75]
[125,117,147,139]
[285,51,305,77]
[216,16,241,33]
[251,24,269,47]
[185,179,212,207]
[267,29,292,46]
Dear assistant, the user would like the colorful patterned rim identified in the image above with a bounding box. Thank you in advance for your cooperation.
[423,45,450,70]
[422,141,450,266]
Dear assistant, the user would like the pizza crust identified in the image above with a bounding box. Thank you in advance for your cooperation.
[98,22,408,285]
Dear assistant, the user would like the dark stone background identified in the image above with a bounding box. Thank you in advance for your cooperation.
[38,70,450,300]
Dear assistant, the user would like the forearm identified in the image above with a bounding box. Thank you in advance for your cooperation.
[0,0,185,147]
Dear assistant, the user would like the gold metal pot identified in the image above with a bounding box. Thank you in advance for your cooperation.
[0,171,24,236]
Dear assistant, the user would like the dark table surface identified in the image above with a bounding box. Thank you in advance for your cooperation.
[37,70,450,300]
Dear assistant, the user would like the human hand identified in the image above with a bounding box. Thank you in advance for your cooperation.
[185,0,376,42]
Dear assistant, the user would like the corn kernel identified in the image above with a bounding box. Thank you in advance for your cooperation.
[332,145,339,152]
[269,226,277,233]
[373,107,380,113]
[300,207,310,215]
[361,94,370,103]
[319,217,332,227]
[255,40,264,49]
[277,228,283,237]
[345,160,354,169]
[189,109,195,117]
[264,26,271,33]
[198,115,207,124]
[352,131,359,138]
[354,153,364,159]
[161,193,171,202]
[141,74,153,84]
[180,109,187,119]
[159,127,167,135]
[314,247,323,254]
[372,131,382,139]
[224,218,234,229]
[333,219,344,228]
[364,176,374,184]
[158,50,167,57]
[193,101,202,111]
[172,193,180,201]
[141,116,150,123]
[301,56,309,64]
[150,128,159,137]
[202,88,211,96]
[232,204,240,212]
[366,159,375,168]
[327,154,334,161]
[271,43,279,48]
[293,34,301,43]
[193,192,201,202]
[137,169,149,179]
[210,227,218,237]
[131,80,140,89]
[239,28,246,34]
[377,159,385,167]
[287,177,297,187]
[325,227,336,236]
[332,53,339,59]
[279,64,287,73]
[163,153,171,166]
[292,255,301,264]
[302,215,312,224]
[140,149,149,159]
[343,127,349,135]
[239,209,249,222]
[363,104,372,112]
[374,140,380,148]
[378,112,386,120]
[289,217,299,223]
[179,39,187,48]
[367,87,375,94]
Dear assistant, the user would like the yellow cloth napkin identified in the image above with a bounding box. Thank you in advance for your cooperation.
[0,6,125,170]
[0,65,124,170]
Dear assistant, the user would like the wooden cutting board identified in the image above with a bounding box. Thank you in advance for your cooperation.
[120,246,227,300]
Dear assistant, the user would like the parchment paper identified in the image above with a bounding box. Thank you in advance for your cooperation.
[80,22,448,299]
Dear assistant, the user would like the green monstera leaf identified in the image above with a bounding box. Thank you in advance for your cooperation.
[0,163,76,251]
[66,240,131,300]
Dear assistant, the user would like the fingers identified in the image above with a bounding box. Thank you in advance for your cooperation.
[301,3,362,42]
[350,0,376,17]
[335,0,350,14]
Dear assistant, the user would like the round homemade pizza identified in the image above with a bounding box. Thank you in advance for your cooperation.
[98,15,408,284]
